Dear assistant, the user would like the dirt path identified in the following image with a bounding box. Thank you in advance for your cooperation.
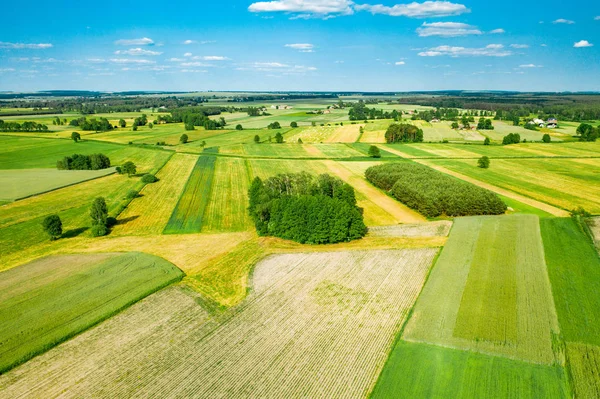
[416,160,570,217]
[323,160,426,224]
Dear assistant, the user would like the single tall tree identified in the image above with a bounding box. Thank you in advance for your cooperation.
[122,161,137,177]
[42,214,62,240]
[71,132,81,142]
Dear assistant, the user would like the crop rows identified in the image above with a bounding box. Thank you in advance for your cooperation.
[163,155,216,234]
[0,249,436,398]
[0,252,183,373]
[404,215,560,365]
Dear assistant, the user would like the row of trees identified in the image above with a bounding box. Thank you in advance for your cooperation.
[56,153,111,170]
[365,163,507,217]
[248,173,367,244]
[0,120,49,132]
[69,117,113,132]
[384,123,424,143]
[348,102,401,121]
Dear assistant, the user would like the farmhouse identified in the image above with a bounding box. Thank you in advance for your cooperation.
[547,118,558,128]
[529,118,546,128]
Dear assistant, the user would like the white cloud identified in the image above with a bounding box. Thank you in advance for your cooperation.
[180,62,214,67]
[595,16,600,20]
[183,40,196,45]
[395,61,406,65]
[197,55,229,60]
[248,0,354,17]
[355,1,469,18]
[519,64,542,68]
[184,52,193,57]
[238,62,317,75]
[0,42,53,49]
[109,58,156,64]
[510,44,529,49]
[114,48,162,56]
[418,44,512,57]
[489,28,505,34]
[335,60,344,63]
[285,43,315,52]
[574,40,593,48]
[416,22,481,37]
[181,69,207,73]
[168,58,185,62]
[114,37,154,46]
[553,18,574,24]
[0,68,15,72]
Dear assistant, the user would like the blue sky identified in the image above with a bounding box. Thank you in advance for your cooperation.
[0,0,598,92]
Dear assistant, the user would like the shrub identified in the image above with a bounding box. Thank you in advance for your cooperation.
[236,124,243,130]
[180,134,189,144]
[90,224,108,237]
[368,145,381,158]
[502,133,521,145]
[71,132,81,142]
[42,214,62,240]
[126,190,138,200]
[291,121,298,128]
[254,135,260,143]
[268,121,281,129]
[483,137,491,145]
[141,174,158,183]
[542,134,551,143]
[477,156,490,169]
[365,162,506,218]
[275,132,284,143]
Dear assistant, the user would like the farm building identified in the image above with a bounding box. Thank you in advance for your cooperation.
[547,118,558,128]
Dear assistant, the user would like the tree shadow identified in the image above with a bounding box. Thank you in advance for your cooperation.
[116,215,139,225]
[61,227,89,239]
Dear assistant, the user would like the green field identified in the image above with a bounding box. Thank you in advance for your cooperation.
[371,341,569,398]
[0,168,115,201]
[404,215,560,364]
[163,156,216,234]
[0,252,183,373]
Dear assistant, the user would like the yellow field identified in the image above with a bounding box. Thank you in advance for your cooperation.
[202,157,253,232]
[360,129,386,143]
[324,160,426,224]
[326,124,362,143]
[248,159,330,179]
[112,154,198,236]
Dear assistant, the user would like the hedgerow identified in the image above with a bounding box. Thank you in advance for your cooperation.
[365,162,506,217]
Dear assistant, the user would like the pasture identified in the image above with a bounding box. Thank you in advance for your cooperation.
[0,249,436,398]
[0,168,115,201]
[0,252,183,373]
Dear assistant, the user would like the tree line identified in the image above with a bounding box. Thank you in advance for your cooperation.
[385,123,424,143]
[365,162,507,217]
[69,117,114,132]
[57,154,111,170]
[248,173,367,244]
[0,120,49,132]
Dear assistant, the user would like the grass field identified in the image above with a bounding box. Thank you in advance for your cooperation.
[112,154,198,236]
[202,157,253,232]
[0,168,115,201]
[426,158,600,213]
[0,252,183,373]
[566,342,600,398]
[163,156,216,234]
[404,215,560,365]
[371,341,569,398]
[0,249,436,398]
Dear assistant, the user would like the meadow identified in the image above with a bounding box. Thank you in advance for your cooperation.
[0,252,183,373]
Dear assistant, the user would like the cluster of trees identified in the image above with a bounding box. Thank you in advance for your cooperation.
[384,123,424,143]
[42,196,112,240]
[115,161,137,176]
[348,102,401,120]
[57,153,111,170]
[169,107,226,131]
[52,116,67,125]
[365,163,506,217]
[248,173,367,244]
[476,118,494,130]
[69,117,113,132]
[246,106,265,116]
[132,114,148,129]
[502,133,521,145]
[0,120,49,132]
[577,123,599,142]
[267,121,281,129]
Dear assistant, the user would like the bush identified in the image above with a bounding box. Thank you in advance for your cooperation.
[542,134,551,143]
[477,156,490,169]
[365,162,506,217]
[180,134,189,144]
[90,224,108,237]
[502,133,521,145]
[267,121,281,129]
[126,190,138,200]
[248,173,367,244]
[483,137,491,145]
[141,174,158,183]
[384,123,423,143]
[368,145,381,158]
[42,214,62,240]
[290,121,298,128]
[236,124,243,130]
[275,132,284,143]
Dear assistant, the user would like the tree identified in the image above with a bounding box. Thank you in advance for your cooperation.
[483,137,490,146]
[201,140,206,148]
[451,121,460,129]
[577,123,598,142]
[297,138,303,144]
[542,133,551,143]
[254,134,260,143]
[90,197,108,228]
[384,123,424,143]
[290,121,298,128]
[71,132,81,143]
[478,156,490,169]
[148,123,153,129]
[502,133,521,145]
[119,119,126,128]
[132,125,138,131]
[368,145,381,158]
[122,161,137,177]
[274,132,284,143]
[184,122,195,131]
[236,124,243,130]
[141,174,158,183]
[180,134,189,144]
[268,121,281,129]
[42,214,62,240]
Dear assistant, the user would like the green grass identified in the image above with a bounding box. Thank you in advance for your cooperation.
[163,156,216,234]
[0,252,183,373]
[350,143,399,158]
[541,218,600,345]
[370,341,570,398]
[499,194,554,218]
[404,215,560,364]
[0,168,115,201]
